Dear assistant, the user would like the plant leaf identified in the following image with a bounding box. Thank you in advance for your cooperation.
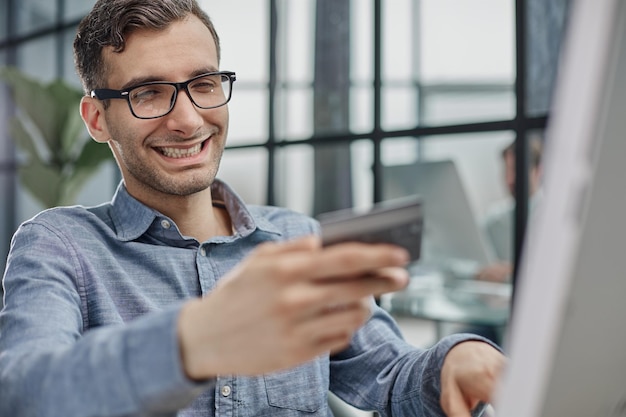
[49,81,87,160]
[74,139,113,170]
[2,67,113,207]
[8,118,43,164]
[1,67,83,158]
[61,106,90,162]
[18,161,63,208]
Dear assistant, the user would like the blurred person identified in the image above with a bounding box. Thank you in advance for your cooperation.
[459,135,543,346]
[477,135,544,283]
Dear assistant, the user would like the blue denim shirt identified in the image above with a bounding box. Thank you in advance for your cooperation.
[0,179,488,417]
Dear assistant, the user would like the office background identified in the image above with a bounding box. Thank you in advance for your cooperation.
[0,0,569,305]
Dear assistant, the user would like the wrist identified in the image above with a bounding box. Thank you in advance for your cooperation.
[177,298,218,381]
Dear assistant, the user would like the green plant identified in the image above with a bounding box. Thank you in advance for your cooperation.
[1,67,113,208]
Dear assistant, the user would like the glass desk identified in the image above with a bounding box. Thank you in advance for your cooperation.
[380,269,512,341]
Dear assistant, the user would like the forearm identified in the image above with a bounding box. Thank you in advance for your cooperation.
[329,305,500,417]
[385,334,497,417]
[0,223,212,416]
[0,304,211,417]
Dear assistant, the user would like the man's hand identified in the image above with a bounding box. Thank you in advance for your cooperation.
[177,235,410,379]
[439,341,506,417]
[475,262,512,283]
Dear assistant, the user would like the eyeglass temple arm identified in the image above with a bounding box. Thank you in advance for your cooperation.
[91,89,128,100]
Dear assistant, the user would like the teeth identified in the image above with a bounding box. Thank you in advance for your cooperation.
[159,143,202,158]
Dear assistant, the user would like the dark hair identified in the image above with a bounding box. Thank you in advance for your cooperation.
[73,0,220,94]
[502,132,543,168]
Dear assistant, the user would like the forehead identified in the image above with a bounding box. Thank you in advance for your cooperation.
[102,15,219,87]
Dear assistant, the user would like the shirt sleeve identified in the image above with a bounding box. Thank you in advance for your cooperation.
[0,222,212,417]
[329,300,501,417]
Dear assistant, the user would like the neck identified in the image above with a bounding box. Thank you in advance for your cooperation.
[171,199,232,242]
[131,186,233,242]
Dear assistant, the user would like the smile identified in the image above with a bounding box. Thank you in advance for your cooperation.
[157,142,204,159]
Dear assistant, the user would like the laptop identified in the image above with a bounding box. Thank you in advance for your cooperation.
[383,159,496,273]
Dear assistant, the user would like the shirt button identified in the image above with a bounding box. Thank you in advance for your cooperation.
[160,219,171,229]
[200,247,207,257]
[220,385,231,397]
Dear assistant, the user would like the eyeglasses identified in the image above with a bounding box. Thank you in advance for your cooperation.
[90,71,236,119]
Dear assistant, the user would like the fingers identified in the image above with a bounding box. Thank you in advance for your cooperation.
[476,262,512,282]
[312,266,409,305]
[296,300,372,354]
[440,341,506,417]
[249,238,410,293]
[272,266,408,322]
[440,380,475,417]
[255,237,410,280]
[309,242,410,280]
[251,239,410,320]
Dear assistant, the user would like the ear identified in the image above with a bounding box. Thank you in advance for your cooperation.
[80,96,111,144]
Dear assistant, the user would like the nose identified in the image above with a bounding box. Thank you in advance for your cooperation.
[163,88,204,135]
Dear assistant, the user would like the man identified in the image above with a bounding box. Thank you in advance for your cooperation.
[0,1,505,416]
[477,135,543,283]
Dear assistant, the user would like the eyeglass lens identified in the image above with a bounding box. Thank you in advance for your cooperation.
[129,73,232,118]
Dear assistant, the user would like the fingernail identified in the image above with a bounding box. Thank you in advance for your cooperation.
[393,248,410,264]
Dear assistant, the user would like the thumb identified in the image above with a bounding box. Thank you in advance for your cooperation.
[440,380,476,417]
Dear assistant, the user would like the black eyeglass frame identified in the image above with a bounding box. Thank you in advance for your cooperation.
[90,71,237,119]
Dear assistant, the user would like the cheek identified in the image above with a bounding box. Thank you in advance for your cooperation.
[104,111,153,151]
[109,139,132,166]
[105,124,141,165]
[211,105,229,129]
[222,111,230,136]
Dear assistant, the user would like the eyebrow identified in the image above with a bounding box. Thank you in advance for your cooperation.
[119,67,220,90]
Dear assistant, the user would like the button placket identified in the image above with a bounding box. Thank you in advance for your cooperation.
[215,377,235,416]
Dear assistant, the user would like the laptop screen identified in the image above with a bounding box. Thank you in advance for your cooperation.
[383,159,496,271]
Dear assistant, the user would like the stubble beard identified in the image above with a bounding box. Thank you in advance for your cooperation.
[111,135,225,198]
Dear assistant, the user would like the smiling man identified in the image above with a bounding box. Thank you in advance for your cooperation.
[0,1,505,416]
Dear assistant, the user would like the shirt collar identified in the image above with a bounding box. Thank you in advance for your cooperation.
[109,179,282,242]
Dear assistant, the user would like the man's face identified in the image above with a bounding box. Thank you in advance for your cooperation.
[98,15,228,202]
[503,149,541,197]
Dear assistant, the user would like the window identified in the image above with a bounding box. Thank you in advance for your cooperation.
[0,0,571,298]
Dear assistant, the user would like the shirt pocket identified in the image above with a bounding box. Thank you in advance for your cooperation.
[264,358,328,413]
